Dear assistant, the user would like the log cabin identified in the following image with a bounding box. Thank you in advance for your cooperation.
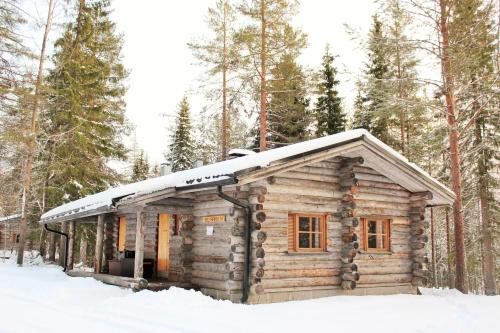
[40,129,455,303]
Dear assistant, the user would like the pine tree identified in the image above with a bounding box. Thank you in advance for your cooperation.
[238,0,307,151]
[42,0,128,207]
[314,46,345,136]
[167,97,194,172]
[189,0,240,160]
[267,53,311,147]
[131,150,150,182]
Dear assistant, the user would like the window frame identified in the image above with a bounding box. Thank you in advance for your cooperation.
[361,217,391,253]
[291,213,327,253]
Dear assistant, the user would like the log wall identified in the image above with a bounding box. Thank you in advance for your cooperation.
[190,186,247,302]
[251,157,422,303]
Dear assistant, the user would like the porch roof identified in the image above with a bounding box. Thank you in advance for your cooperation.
[40,129,455,224]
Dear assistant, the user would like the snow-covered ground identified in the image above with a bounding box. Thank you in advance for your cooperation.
[1,253,499,333]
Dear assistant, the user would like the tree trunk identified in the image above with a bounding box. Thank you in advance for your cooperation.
[17,0,55,266]
[445,207,453,288]
[94,215,104,273]
[79,228,88,266]
[259,0,267,151]
[475,120,496,295]
[222,2,228,160]
[39,227,47,259]
[67,221,75,270]
[431,207,436,287]
[48,231,56,262]
[58,222,68,267]
[439,0,468,294]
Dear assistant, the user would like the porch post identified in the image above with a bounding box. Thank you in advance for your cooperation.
[134,208,145,279]
[94,214,105,273]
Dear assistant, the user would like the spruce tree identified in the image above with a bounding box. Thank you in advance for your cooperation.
[167,97,194,172]
[42,0,128,206]
[267,53,311,147]
[131,150,150,182]
[356,15,391,143]
[314,46,345,136]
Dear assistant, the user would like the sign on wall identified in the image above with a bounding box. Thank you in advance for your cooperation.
[203,215,225,223]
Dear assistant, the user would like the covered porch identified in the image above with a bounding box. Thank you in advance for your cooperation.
[45,196,195,291]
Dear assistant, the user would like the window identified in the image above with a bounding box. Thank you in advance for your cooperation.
[361,218,390,252]
[288,213,326,252]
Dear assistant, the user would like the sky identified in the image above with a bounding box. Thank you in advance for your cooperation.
[24,0,378,169]
[109,0,377,166]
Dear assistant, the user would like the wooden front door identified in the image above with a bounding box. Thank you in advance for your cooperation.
[157,214,170,277]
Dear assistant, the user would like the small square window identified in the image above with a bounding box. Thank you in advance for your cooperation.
[288,213,327,252]
[362,218,391,252]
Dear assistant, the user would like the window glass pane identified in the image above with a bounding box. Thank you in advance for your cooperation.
[311,217,321,232]
[299,216,310,231]
[381,221,387,234]
[368,235,377,248]
[299,233,310,248]
[368,220,377,233]
[312,233,321,248]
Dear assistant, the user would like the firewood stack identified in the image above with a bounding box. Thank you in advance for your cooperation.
[338,157,363,290]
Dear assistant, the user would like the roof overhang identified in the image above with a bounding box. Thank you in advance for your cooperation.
[39,129,455,224]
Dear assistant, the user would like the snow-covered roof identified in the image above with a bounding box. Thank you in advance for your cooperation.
[40,129,454,224]
[0,214,21,224]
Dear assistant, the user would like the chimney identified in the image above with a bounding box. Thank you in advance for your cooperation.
[193,160,204,168]
[160,163,171,176]
[228,148,256,159]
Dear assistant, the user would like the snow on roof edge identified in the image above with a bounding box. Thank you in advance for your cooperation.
[40,129,454,223]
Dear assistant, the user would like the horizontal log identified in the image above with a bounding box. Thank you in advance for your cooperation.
[409,191,433,201]
[341,156,364,166]
[261,276,342,289]
[342,272,360,281]
[358,273,412,284]
[258,268,341,279]
[191,278,241,291]
[67,271,148,291]
[357,179,406,191]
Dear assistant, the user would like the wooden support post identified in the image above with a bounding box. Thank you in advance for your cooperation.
[94,214,105,274]
[67,221,75,271]
[134,209,145,279]
[48,231,56,262]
